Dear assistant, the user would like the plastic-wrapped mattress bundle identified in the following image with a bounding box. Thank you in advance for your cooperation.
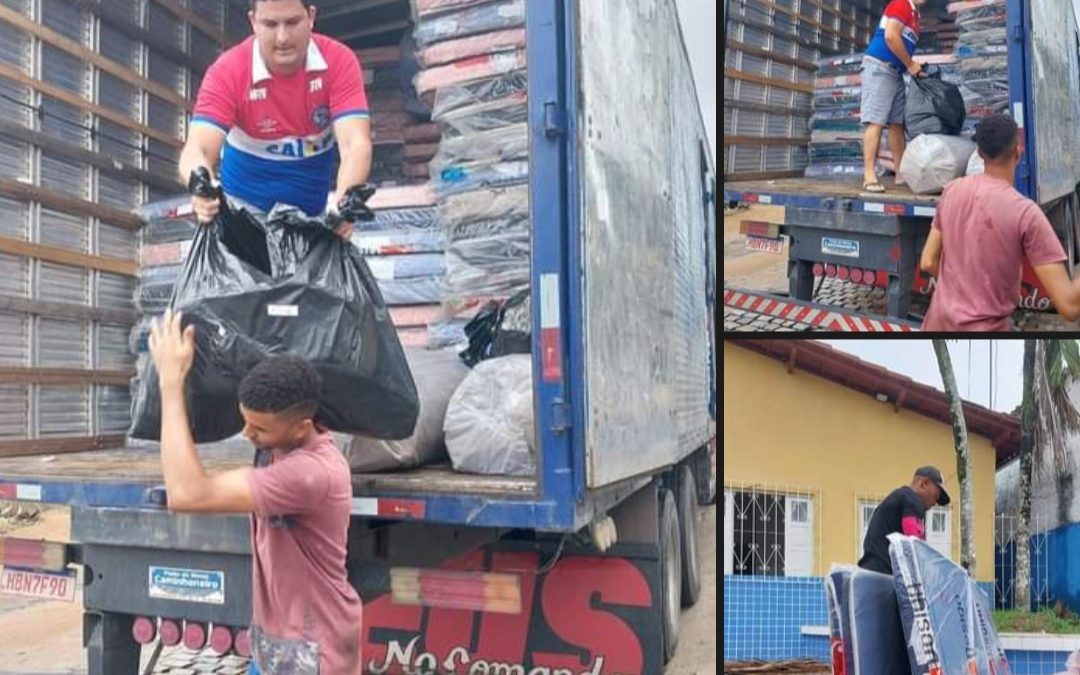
[949,0,1009,130]
[827,565,911,675]
[412,0,532,347]
[351,186,447,347]
[806,54,891,180]
[888,533,1012,675]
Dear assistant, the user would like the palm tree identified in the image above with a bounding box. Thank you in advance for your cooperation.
[1016,340,1080,611]
[931,340,976,576]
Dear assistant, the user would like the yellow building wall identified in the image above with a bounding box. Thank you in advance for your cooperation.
[723,343,997,582]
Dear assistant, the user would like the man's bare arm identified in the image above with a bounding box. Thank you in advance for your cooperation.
[1032,262,1080,322]
[332,116,373,198]
[150,310,256,513]
[920,228,943,278]
[179,125,227,223]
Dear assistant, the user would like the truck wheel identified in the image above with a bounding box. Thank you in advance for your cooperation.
[677,465,702,608]
[659,487,681,663]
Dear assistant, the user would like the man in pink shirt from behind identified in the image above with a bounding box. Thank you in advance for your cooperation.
[148,309,361,674]
[921,113,1080,330]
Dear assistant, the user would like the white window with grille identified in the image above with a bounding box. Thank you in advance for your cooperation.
[857,500,881,559]
[727,487,818,577]
[927,507,952,558]
[784,497,814,577]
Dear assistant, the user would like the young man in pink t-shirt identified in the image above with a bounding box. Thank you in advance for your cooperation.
[148,309,362,674]
[920,114,1080,330]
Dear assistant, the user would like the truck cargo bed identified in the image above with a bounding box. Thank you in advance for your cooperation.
[0,443,536,505]
[725,177,940,212]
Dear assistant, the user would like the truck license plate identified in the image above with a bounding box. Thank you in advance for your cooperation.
[0,567,76,602]
[745,235,785,254]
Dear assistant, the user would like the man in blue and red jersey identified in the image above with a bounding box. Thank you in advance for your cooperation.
[179,0,372,239]
[861,0,928,194]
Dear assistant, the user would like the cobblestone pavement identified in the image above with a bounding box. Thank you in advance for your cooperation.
[147,646,249,674]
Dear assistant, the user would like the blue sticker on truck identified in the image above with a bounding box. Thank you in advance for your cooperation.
[821,237,860,258]
[148,566,225,605]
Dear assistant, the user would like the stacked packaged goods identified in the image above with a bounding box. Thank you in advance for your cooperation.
[805,54,888,180]
[358,45,439,184]
[949,0,1008,132]
[411,0,530,348]
[359,185,447,348]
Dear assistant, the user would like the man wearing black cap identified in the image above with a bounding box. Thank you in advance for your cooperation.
[858,466,951,574]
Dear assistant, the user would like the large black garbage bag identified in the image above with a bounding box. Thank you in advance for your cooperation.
[905,68,966,139]
[129,206,419,443]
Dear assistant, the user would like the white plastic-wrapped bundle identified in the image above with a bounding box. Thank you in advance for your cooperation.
[444,354,535,476]
[899,134,976,194]
[966,150,985,175]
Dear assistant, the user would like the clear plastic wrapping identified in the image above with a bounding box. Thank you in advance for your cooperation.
[365,253,447,281]
[378,275,446,305]
[352,228,446,255]
[418,28,526,68]
[413,0,526,47]
[415,48,527,94]
[429,123,529,174]
[438,183,529,225]
[443,354,535,477]
[430,71,528,119]
[435,93,528,137]
[434,160,529,198]
[444,218,530,300]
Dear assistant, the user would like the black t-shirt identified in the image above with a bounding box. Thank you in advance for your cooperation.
[858,485,927,574]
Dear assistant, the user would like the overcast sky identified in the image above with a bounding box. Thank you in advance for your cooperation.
[821,340,1025,414]
[676,0,717,166]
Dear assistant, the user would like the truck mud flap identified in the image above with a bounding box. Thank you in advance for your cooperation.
[358,539,663,675]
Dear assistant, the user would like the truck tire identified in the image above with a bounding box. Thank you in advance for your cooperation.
[659,488,681,663]
[677,465,702,608]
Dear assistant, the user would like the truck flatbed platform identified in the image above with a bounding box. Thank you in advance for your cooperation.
[725,177,940,216]
[0,442,536,501]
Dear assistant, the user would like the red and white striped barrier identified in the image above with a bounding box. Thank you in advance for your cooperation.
[723,289,918,332]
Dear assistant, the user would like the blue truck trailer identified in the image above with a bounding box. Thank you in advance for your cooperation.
[0,1,717,673]
[723,0,1080,329]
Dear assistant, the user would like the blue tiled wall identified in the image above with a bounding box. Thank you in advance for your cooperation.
[1005,649,1073,675]
[722,575,830,661]
[723,575,1063,673]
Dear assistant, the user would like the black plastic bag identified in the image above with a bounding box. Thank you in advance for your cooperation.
[459,289,530,367]
[129,205,419,443]
[905,67,967,139]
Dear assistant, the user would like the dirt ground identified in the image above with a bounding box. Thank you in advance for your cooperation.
[0,502,717,674]
[723,205,789,294]
[666,504,718,675]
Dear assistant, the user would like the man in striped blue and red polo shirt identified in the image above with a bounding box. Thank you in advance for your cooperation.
[179,0,372,239]
[861,0,928,194]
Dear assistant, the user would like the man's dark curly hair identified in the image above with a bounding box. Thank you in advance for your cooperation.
[238,355,321,418]
[973,113,1019,162]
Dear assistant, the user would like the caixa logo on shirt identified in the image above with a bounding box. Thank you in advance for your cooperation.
[265,131,334,158]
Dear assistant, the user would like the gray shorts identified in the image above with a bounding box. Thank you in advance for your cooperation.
[860,56,906,126]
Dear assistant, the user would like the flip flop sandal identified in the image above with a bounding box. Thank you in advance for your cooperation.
[863,182,886,193]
